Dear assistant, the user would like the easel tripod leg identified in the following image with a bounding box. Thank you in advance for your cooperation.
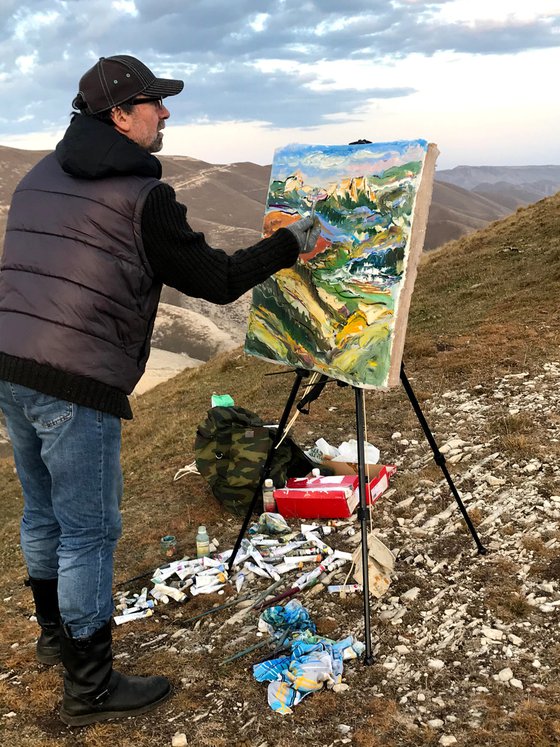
[354,387,375,665]
[399,363,487,555]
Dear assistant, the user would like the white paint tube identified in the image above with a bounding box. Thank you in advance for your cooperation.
[285,554,323,564]
[190,583,225,596]
[328,584,362,594]
[331,549,353,562]
[231,551,251,567]
[195,572,227,587]
[250,549,269,570]
[301,524,334,535]
[149,589,169,604]
[272,562,299,575]
[114,608,153,625]
[202,556,224,568]
[243,561,271,579]
[235,573,245,593]
[271,541,306,557]
[293,563,325,590]
[136,586,148,606]
[152,583,188,603]
[196,565,226,577]
[251,538,281,546]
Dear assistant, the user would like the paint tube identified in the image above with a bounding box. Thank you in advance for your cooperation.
[114,608,153,625]
[293,564,326,590]
[331,549,353,562]
[285,547,325,557]
[327,584,362,594]
[235,573,245,593]
[195,572,227,587]
[251,538,281,547]
[202,556,225,568]
[243,561,271,579]
[272,562,300,575]
[190,583,225,596]
[121,600,156,615]
[152,583,188,603]
[250,548,269,570]
[284,554,323,564]
[196,565,226,577]
[301,524,334,535]
[271,542,306,557]
[304,532,333,555]
[149,589,169,604]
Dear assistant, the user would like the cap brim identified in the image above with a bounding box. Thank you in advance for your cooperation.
[143,77,184,98]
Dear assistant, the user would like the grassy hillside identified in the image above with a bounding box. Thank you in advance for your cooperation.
[0,193,559,746]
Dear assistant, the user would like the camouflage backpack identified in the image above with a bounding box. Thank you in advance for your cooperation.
[194,406,313,515]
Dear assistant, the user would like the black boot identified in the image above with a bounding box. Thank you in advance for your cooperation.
[59,621,171,726]
[27,576,61,665]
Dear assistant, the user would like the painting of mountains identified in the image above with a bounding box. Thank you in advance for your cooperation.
[245,140,438,388]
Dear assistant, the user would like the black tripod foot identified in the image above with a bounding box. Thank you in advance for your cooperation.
[363,654,375,666]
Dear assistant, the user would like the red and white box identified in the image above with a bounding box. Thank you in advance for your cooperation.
[274,475,359,519]
[273,465,396,519]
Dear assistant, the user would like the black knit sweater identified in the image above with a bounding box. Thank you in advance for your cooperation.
[0,117,299,418]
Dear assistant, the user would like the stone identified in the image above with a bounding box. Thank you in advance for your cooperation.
[439,737,457,746]
[172,734,188,747]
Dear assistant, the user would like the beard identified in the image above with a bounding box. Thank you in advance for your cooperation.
[148,131,164,153]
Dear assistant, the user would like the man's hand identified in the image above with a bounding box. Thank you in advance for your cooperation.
[285,215,321,254]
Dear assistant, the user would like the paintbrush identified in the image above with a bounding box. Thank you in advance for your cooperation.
[301,187,327,253]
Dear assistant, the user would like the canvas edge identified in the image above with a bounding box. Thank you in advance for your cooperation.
[386,142,440,387]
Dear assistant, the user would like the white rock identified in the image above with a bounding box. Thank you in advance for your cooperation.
[391,432,402,440]
[172,734,188,747]
[439,736,457,746]
[510,678,523,689]
[481,627,503,641]
[338,724,352,734]
[428,719,445,728]
[401,587,421,602]
[395,645,410,654]
[497,667,513,682]
[428,659,445,670]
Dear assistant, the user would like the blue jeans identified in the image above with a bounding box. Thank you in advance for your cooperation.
[0,381,123,637]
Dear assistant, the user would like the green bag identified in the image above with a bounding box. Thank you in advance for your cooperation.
[194,406,313,515]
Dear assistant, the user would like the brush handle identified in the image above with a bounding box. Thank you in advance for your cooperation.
[302,202,317,254]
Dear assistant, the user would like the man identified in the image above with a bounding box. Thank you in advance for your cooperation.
[0,55,319,727]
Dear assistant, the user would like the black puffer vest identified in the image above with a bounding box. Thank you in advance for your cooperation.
[0,124,162,395]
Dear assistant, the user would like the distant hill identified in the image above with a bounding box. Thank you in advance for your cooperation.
[436,164,560,211]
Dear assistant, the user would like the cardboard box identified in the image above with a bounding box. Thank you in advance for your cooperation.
[274,475,359,519]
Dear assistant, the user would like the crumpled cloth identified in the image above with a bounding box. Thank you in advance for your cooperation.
[258,599,316,638]
[253,603,365,714]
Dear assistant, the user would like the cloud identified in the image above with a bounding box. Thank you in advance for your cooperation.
[0,0,558,137]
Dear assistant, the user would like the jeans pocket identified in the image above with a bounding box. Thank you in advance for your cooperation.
[11,385,74,429]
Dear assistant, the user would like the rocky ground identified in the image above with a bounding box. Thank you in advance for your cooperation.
[1,363,559,746]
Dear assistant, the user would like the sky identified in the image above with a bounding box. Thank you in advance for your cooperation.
[0,0,559,170]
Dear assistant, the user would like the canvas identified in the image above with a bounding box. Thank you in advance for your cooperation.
[245,140,439,389]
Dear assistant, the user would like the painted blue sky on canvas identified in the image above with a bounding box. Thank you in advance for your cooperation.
[271,140,429,187]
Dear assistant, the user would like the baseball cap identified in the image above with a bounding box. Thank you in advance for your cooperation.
[74,55,184,114]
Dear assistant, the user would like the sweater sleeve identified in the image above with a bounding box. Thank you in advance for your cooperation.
[141,182,300,304]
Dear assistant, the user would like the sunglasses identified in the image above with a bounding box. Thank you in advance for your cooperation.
[127,96,165,109]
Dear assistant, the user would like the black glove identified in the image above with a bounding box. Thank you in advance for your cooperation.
[285,215,321,254]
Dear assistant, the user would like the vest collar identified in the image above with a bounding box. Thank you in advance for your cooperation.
[55,114,162,180]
